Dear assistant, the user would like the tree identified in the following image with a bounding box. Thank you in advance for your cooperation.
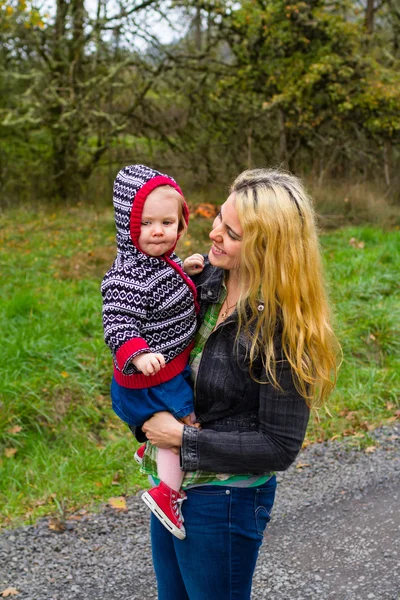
[0,0,174,200]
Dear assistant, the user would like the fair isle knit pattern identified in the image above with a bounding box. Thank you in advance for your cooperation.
[101,164,198,389]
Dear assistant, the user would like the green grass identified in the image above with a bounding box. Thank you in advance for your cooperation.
[0,205,399,529]
[311,226,400,441]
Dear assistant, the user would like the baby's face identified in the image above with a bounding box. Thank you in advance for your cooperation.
[138,187,181,257]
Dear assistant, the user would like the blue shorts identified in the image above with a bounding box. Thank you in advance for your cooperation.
[110,365,194,427]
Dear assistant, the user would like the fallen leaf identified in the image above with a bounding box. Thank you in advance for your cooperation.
[386,402,395,410]
[342,429,355,436]
[60,371,69,378]
[108,496,127,511]
[386,416,397,423]
[33,500,46,507]
[48,517,66,533]
[301,439,313,448]
[194,203,219,219]
[345,411,356,421]
[111,472,121,485]
[1,589,19,598]
[296,462,310,469]
[7,426,22,435]
[365,446,376,453]
[349,237,365,249]
[4,448,17,458]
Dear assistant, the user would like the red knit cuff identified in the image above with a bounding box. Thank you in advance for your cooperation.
[116,338,150,372]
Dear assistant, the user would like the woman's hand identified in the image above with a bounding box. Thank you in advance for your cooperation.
[142,412,185,448]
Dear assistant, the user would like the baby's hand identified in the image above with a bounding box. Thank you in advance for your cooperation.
[179,415,201,429]
[180,415,194,426]
[132,352,165,376]
[183,253,205,275]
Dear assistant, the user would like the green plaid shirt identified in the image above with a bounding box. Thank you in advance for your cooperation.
[140,282,272,489]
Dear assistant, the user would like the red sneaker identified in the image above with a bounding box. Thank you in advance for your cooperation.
[141,481,187,540]
[134,443,146,465]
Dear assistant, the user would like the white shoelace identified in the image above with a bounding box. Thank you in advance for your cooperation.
[172,495,187,523]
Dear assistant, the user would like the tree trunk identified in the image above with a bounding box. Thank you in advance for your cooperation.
[247,127,252,169]
[365,0,375,33]
[194,7,202,51]
[383,139,393,186]
[278,109,288,167]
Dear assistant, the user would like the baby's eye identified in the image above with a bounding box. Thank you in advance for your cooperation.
[163,220,173,225]
[141,221,151,226]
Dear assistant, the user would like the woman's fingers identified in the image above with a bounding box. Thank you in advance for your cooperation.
[142,412,184,448]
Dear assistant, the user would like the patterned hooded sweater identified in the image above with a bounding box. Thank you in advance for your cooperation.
[101,164,198,389]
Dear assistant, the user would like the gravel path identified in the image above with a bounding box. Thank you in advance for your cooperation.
[1,425,399,600]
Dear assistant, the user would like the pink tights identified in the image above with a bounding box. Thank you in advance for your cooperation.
[157,448,184,492]
[156,411,195,491]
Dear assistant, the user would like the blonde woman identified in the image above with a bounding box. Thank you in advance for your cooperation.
[142,168,339,600]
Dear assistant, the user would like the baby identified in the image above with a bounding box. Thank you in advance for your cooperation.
[101,164,203,540]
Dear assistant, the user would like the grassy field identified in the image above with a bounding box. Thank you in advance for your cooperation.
[0,203,399,529]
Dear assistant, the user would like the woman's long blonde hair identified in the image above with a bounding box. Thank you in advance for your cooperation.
[232,168,340,407]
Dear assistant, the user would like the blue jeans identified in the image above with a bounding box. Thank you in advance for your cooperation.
[151,476,277,600]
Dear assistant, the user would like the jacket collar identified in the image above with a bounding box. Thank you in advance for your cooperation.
[197,260,224,303]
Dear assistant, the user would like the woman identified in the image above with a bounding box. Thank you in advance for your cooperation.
[141,168,339,600]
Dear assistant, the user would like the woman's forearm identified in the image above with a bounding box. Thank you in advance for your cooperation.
[181,365,310,474]
[181,425,306,473]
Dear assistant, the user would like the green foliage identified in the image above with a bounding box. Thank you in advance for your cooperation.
[216,0,400,165]
[0,0,399,202]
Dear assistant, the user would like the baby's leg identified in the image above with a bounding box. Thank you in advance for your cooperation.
[157,448,184,492]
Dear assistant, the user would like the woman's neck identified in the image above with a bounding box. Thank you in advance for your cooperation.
[225,270,241,298]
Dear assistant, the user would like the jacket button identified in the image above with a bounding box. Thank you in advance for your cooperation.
[207,290,213,297]
[225,490,231,495]
[257,304,264,311]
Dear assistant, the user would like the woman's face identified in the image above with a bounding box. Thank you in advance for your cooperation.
[208,193,243,271]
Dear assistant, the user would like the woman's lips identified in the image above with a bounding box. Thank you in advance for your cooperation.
[211,244,226,255]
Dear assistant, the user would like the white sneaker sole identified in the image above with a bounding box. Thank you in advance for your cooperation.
[141,491,186,540]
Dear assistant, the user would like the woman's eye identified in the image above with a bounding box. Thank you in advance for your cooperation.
[228,230,240,241]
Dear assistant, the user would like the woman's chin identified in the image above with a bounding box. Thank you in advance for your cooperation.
[208,249,221,266]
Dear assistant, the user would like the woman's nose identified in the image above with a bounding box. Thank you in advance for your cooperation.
[209,225,222,241]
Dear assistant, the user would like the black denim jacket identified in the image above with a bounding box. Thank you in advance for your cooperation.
[181,260,310,474]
